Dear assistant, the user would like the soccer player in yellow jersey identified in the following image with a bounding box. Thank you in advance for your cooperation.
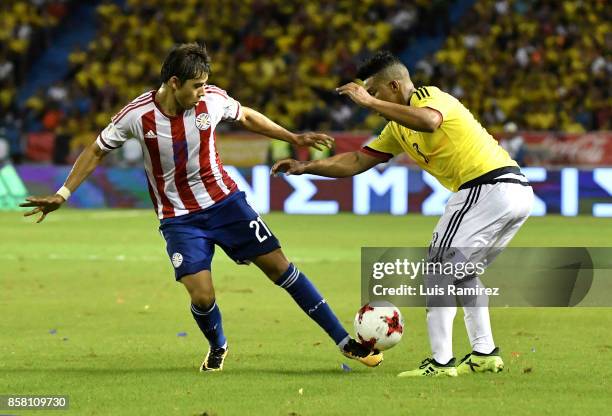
[272,51,534,377]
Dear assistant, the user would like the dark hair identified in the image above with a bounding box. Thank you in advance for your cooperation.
[160,43,211,84]
[356,50,404,80]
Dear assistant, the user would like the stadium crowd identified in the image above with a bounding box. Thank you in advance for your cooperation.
[0,0,610,165]
[412,0,611,133]
[0,0,72,163]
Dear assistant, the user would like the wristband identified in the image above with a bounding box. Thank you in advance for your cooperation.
[56,186,72,201]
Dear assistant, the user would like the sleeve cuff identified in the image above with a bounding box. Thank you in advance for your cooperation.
[233,102,242,121]
[96,135,121,151]
[360,146,393,161]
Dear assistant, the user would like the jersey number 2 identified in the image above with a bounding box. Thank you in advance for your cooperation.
[249,217,272,242]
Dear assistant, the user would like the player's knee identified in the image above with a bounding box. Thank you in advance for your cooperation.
[254,250,291,282]
[180,271,215,306]
[188,288,215,308]
[190,292,215,309]
[264,261,292,282]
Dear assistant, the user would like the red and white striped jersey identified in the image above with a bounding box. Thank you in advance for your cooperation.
[96,85,242,219]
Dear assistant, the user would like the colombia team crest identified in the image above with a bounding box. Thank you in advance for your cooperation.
[195,112,211,130]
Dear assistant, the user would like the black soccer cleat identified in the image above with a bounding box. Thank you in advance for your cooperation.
[200,345,228,372]
[341,338,383,367]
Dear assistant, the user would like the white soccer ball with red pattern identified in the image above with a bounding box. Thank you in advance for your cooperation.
[354,302,404,351]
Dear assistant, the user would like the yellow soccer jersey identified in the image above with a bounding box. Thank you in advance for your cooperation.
[361,86,517,192]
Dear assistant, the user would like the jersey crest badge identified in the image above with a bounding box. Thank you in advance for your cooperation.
[171,252,183,268]
[195,113,211,130]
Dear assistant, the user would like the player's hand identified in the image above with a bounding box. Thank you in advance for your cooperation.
[270,159,307,176]
[336,82,374,108]
[293,132,335,151]
[19,194,66,223]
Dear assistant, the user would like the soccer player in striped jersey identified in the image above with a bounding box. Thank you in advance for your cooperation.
[272,51,534,377]
[20,43,382,371]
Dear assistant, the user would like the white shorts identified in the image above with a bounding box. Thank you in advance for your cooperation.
[429,171,534,266]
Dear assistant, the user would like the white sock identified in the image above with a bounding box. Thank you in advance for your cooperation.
[458,276,495,354]
[426,306,456,364]
[463,307,495,354]
[337,335,350,351]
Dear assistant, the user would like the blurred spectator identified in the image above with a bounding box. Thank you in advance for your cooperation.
[0,129,11,162]
[19,0,449,159]
[0,0,73,163]
[412,0,611,133]
[8,0,611,166]
[499,122,526,166]
[329,101,354,130]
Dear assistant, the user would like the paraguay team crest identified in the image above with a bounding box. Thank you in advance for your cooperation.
[171,253,183,268]
[195,112,211,130]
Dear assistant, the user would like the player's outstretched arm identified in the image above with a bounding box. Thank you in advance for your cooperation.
[336,82,441,132]
[271,151,381,178]
[238,106,334,151]
[19,141,107,223]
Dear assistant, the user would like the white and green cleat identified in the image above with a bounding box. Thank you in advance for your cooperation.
[456,347,504,375]
[397,358,458,377]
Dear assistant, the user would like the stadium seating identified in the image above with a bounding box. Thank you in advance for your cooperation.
[0,0,72,163]
[411,0,611,133]
[4,0,611,164]
[10,0,456,161]
[63,0,418,131]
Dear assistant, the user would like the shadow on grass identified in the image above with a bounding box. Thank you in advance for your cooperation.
[0,366,364,377]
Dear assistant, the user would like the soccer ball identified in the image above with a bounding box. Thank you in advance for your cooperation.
[354,302,404,351]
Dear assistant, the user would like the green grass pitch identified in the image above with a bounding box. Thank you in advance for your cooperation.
[1,211,611,415]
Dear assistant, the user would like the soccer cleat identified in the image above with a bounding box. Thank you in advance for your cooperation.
[200,345,228,372]
[397,358,458,377]
[456,347,504,375]
[341,338,384,367]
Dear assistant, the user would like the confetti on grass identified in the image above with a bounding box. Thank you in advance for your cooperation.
[49,329,57,335]
[177,332,188,337]
[341,363,352,372]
